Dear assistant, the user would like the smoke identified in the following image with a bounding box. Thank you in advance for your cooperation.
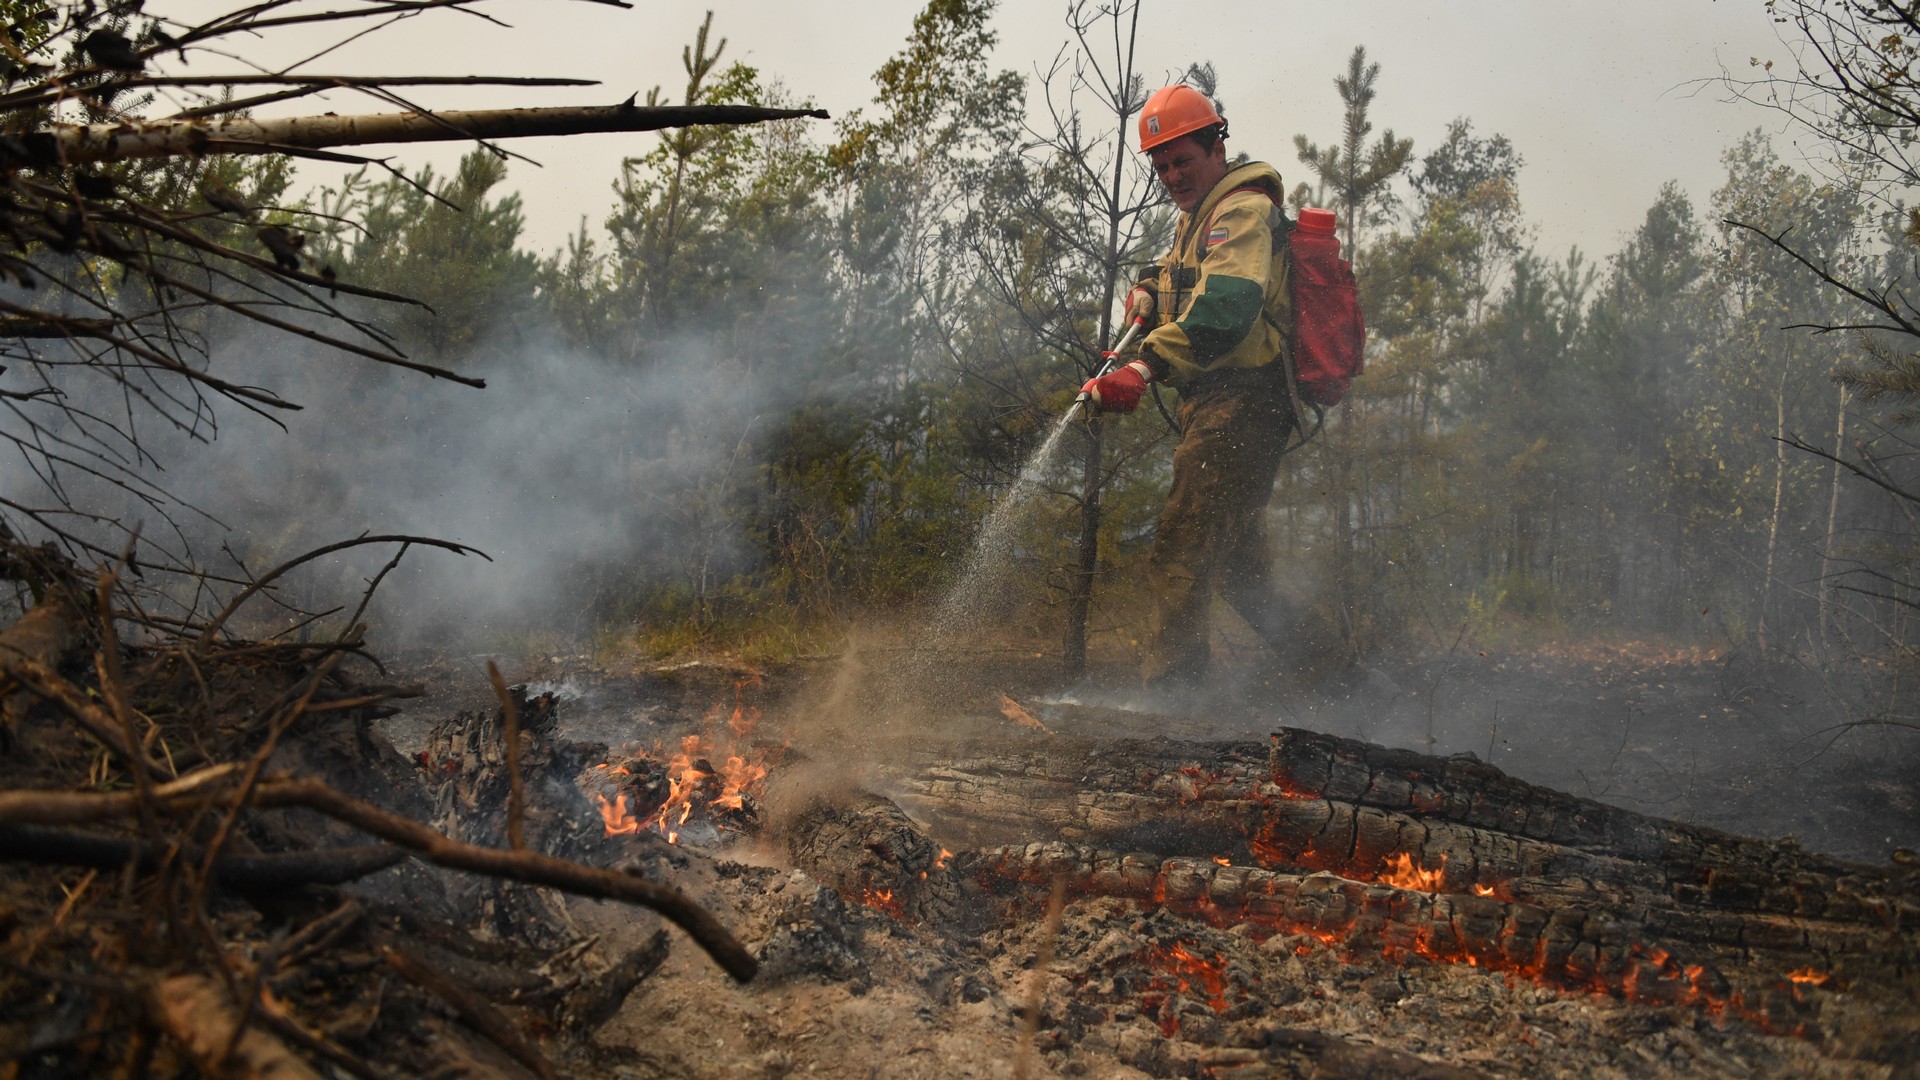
[0,301,835,653]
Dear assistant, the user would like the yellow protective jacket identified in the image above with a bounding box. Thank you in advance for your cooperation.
[1141,161,1290,391]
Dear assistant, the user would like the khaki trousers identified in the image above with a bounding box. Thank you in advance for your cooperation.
[1142,370,1295,688]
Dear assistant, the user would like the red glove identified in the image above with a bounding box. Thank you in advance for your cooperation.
[1080,357,1153,413]
[1125,283,1156,324]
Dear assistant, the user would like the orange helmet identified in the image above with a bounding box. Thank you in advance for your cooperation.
[1138,85,1223,153]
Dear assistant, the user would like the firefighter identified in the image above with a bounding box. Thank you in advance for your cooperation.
[1081,84,1296,692]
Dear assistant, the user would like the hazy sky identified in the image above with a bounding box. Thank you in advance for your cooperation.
[185,0,1805,264]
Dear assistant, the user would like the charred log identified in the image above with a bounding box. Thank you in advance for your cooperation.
[786,791,963,927]
[874,734,1919,1004]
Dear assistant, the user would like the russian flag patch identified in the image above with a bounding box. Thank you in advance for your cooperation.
[1207,225,1229,247]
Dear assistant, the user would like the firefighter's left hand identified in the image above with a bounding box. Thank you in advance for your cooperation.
[1080,358,1152,413]
[1125,282,1156,324]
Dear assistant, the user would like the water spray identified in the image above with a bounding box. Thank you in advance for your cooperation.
[1066,319,1145,424]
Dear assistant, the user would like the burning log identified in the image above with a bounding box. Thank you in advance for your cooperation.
[968,844,1748,1011]
[871,733,1918,1009]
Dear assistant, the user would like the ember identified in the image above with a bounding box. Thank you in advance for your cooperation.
[1144,943,1234,1016]
[861,887,907,920]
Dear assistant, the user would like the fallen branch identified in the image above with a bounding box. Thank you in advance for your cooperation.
[250,776,758,983]
[380,946,557,1080]
[0,824,406,889]
[198,534,488,648]
[0,764,239,825]
[0,650,170,778]
[561,929,670,1033]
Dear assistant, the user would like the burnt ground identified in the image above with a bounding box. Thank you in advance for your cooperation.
[364,638,1920,1078]
[386,640,1920,866]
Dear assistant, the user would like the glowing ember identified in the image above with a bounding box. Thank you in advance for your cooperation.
[1379,852,1446,892]
[1141,943,1237,1036]
[935,848,953,869]
[861,887,906,921]
[1472,883,1496,897]
[1787,968,1831,986]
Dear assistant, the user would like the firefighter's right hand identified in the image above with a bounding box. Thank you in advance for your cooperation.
[1080,358,1152,414]
[1126,282,1156,325]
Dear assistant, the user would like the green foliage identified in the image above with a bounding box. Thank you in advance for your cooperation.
[1293,46,1415,254]
[317,151,537,364]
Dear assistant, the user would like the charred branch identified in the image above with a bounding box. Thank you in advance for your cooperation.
[248,776,758,983]
[0,824,405,889]
[380,945,558,1080]
[560,929,670,1034]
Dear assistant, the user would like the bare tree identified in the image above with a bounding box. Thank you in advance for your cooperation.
[957,0,1173,675]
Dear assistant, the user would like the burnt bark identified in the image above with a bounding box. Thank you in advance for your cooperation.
[785,791,964,927]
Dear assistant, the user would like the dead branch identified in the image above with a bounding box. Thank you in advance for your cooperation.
[249,775,759,983]
[197,534,488,648]
[0,764,238,825]
[1780,433,1920,505]
[380,946,558,1080]
[487,660,527,851]
[0,648,169,778]
[561,929,669,1033]
[0,824,406,889]
[41,102,831,167]
[1725,218,1920,338]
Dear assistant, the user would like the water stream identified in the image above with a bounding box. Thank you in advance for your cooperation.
[923,411,1078,648]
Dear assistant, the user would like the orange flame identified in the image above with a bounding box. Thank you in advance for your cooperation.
[591,676,774,845]
[1472,883,1496,897]
[1787,968,1830,986]
[595,793,640,835]
[1379,852,1446,892]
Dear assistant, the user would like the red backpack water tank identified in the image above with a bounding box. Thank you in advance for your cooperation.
[1287,207,1365,408]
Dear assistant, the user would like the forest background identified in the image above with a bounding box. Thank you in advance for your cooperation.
[6,0,1918,705]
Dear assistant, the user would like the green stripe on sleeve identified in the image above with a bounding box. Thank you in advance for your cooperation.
[1176,274,1264,366]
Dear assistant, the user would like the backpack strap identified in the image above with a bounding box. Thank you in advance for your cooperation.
[1225,187,1323,451]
